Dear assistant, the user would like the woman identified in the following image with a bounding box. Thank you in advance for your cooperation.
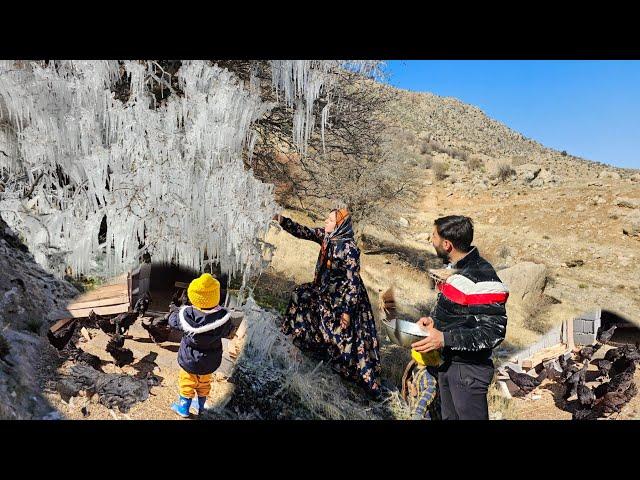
[274,208,382,398]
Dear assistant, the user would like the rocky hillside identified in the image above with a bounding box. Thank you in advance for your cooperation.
[358,81,640,344]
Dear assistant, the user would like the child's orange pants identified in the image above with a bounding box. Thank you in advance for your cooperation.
[178,368,213,398]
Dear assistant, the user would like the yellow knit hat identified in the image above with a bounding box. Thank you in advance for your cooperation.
[187,273,220,310]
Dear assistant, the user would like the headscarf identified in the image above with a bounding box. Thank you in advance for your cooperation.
[315,208,354,284]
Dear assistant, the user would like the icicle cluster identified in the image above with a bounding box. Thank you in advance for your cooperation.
[0,60,379,280]
[269,60,382,153]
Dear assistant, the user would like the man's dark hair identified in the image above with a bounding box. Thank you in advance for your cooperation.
[434,215,474,252]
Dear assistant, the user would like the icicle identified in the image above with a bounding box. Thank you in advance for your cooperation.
[0,60,375,280]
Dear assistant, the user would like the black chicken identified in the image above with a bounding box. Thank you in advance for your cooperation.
[624,382,638,401]
[594,381,610,399]
[578,344,601,361]
[558,353,575,371]
[106,333,134,367]
[609,357,636,378]
[141,314,171,344]
[172,288,189,307]
[572,408,595,420]
[563,361,589,400]
[88,310,117,335]
[70,346,103,371]
[604,347,623,363]
[47,318,78,350]
[622,349,640,363]
[607,370,635,393]
[597,324,617,344]
[595,382,636,415]
[505,367,544,394]
[112,311,139,336]
[577,381,596,407]
[133,292,151,317]
[560,365,580,384]
[591,358,613,379]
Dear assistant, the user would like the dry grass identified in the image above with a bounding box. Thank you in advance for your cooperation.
[467,156,483,171]
[496,162,516,182]
[432,161,449,181]
[488,383,520,420]
[511,156,529,167]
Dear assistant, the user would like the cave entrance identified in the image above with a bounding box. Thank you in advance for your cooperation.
[600,310,640,347]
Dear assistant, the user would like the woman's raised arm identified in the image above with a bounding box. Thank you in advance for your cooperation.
[278,215,325,245]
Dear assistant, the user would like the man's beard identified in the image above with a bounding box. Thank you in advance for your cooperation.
[434,244,450,263]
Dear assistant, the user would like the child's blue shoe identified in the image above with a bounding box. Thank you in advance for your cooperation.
[190,396,208,415]
[171,396,192,418]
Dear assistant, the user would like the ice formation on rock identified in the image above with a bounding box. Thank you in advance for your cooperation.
[0,60,379,281]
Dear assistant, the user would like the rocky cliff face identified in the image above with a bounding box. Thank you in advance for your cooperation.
[0,214,79,419]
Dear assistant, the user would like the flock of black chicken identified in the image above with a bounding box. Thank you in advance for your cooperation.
[504,324,640,420]
[51,288,191,369]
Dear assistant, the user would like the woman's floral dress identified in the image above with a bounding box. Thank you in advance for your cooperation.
[279,216,382,396]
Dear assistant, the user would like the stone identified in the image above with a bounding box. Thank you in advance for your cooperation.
[622,214,640,237]
[599,170,621,180]
[515,163,542,183]
[497,262,547,305]
[615,197,640,209]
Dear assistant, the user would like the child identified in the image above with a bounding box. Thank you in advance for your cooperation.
[168,273,231,418]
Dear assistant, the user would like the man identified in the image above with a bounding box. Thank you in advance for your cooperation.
[411,215,508,420]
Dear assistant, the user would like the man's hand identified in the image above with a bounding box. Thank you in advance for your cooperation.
[340,313,351,330]
[416,316,434,331]
[411,322,444,353]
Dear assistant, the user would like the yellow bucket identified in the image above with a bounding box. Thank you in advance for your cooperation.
[411,349,442,367]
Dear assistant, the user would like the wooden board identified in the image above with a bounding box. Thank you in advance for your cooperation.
[525,344,569,369]
[66,294,129,311]
[66,303,130,318]
[50,317,76,334]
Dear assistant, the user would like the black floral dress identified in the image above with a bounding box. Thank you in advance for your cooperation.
[279,216,382,396]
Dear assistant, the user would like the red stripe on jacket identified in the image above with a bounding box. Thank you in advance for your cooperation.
[438,282,509,306]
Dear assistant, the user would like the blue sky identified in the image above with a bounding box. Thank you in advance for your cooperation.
[384,61,640,169]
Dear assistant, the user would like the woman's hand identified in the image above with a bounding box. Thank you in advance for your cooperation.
[340,313,351,330]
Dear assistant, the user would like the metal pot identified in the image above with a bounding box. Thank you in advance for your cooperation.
[381,318,429,348]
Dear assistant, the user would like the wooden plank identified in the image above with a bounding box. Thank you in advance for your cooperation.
[525,344,569,369]
[497,381,513,399]
[127,272,132,307]
[567,316,575,350]
[80,327,92,342]
[66,303,130,318]
[66,294,129,311]
[50,317,76,334]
